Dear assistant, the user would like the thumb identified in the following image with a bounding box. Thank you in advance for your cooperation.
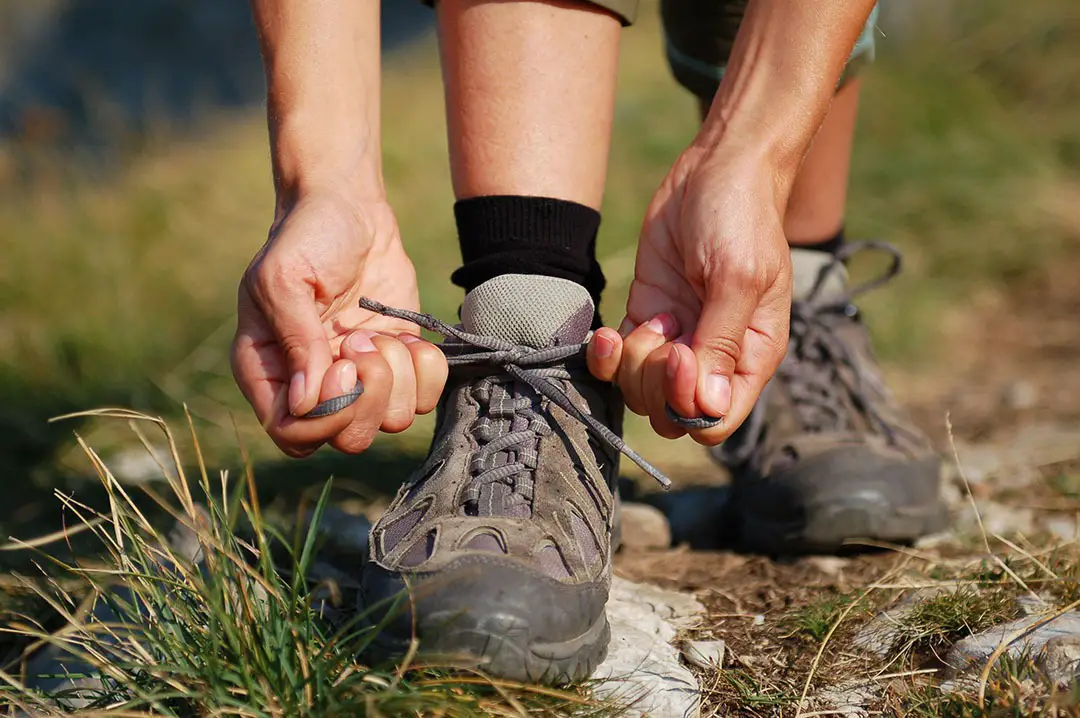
[691,270,758,419]
[248,275,335,418]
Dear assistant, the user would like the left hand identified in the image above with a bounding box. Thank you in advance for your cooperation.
[587,144,793,445]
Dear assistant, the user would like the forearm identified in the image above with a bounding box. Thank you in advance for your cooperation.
[696,0,876,193]
[250,0,384,206]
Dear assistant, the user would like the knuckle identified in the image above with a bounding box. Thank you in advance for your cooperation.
[722,257,766,291]
[700,334,742,366]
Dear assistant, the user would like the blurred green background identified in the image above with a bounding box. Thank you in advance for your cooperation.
[1,0,1078,543]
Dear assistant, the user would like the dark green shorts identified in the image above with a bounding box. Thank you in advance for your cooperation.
[650,0,879,100]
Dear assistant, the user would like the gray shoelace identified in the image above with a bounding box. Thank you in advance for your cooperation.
[305,297,676,490]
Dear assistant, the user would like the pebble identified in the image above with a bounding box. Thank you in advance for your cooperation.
[592,577,704,718]
[680,639,725,670]
[618,502,673,551]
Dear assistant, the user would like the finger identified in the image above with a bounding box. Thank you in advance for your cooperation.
[371,334,417,433]
[315,358,359,412]
[691,271,758,419]
[245,269,334,418]
[665,341,699,420]
[329,331,394,454]
[399,333,448,414]
[618,313,680,415]
[587,327,623,383]
[642,346,685,440]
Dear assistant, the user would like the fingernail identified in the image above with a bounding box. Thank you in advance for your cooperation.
[593,334,614,359]
[618,318,636,337]
[288,371,306,415]
[398,333,421,344]
[643,313,677,338]
[706,373,731,416]
[341,362,358,393]
[674,332,693,347]
[666,346,680,380]
[348,331,377,353]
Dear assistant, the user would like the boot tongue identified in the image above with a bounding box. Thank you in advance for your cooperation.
[461,274,594,348]
[790,248,849,305]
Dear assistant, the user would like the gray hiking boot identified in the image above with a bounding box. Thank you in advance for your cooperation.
[357,274,668,684]
[715,241,949,554]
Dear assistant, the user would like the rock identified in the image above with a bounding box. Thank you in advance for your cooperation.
[304,507,373,560]
[108,444,174,484]
[680,639,725,670]
[644,486,732,550]
[618,502,672,551]
[1038,635,1080,685]
[806,556,850,577]
[811,679,880,717]
[1042,515,1078,542]
[592,577,704,718]
[946,612,1080,674]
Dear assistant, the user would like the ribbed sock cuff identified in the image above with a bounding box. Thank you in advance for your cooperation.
[451,195,606,326]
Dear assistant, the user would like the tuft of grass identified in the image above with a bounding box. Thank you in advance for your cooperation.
[780,591,869,643]
[894,587,1020,656]
[0,409,611,717]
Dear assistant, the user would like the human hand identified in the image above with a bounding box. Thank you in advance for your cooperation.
[587,145,792,445]
[231,191,448,457]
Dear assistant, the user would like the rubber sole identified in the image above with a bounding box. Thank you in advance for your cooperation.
[366,607,610,685]
[736,489,950,555]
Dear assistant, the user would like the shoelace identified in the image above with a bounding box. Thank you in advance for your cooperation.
[720,240,910,466]
[305,297,676,490]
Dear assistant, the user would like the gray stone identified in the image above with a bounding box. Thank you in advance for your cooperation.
[680,639,725,670]
[1042,515,1078,542]
[305,507,373,560]
[811,679,880,717]
[591,577,704,717]
[644,486,731,550]
[946,612,1080,674]
[619,502,673,551]
[1037,635,1080,685]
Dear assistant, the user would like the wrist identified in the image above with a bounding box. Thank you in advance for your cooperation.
[269,111,386,209]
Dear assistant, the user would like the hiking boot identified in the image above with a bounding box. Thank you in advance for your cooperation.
[357,274,665,684]
[714,241,949,554]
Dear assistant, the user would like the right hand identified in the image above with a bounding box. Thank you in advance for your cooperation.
[231,191,448,457]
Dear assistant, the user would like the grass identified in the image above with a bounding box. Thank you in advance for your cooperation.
[0,411,611,716]
[779,592,870,643]
[894,587,1019,656]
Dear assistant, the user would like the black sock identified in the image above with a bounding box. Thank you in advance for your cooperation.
[451,195,606,326]
[797,227,845,256]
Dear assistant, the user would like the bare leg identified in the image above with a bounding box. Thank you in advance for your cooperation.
[437,0,621,209]
[698,78,862,244]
